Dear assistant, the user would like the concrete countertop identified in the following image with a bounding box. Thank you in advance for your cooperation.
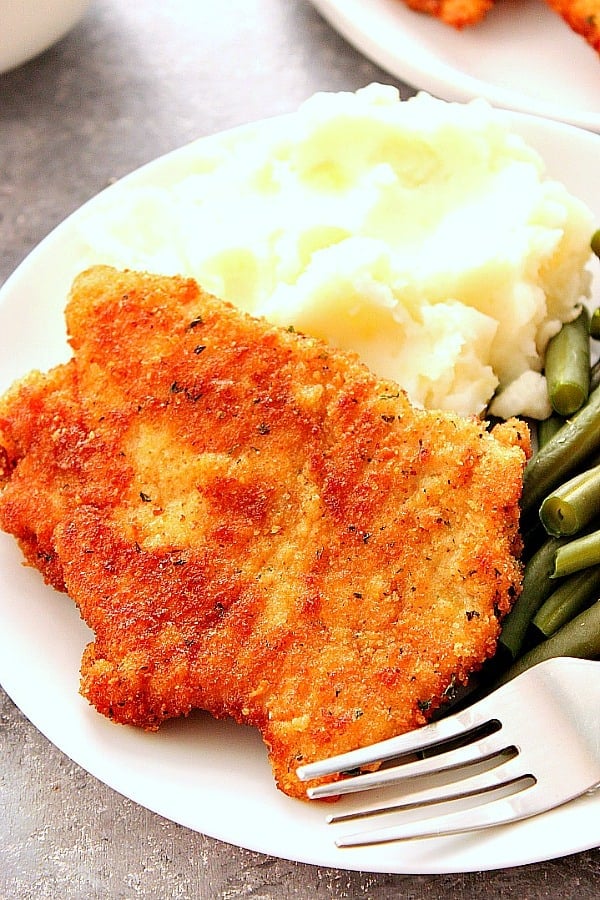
[1,1,599,896]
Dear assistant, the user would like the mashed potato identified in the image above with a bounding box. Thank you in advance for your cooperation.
[79,84,595,418]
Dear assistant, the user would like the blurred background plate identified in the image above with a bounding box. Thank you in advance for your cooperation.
[309,0,600,132]
[0,0,90,74]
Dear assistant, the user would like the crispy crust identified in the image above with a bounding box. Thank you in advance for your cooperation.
[0,266,530,798]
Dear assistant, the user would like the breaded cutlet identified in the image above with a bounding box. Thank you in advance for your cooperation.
[0,266,530,799]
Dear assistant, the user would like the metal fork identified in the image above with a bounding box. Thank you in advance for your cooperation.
[297,657,600,847]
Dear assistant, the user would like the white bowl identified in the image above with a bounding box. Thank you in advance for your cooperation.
[0,0,90,74]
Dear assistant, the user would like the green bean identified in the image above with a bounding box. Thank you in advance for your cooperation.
[520,380,600,519]
[498,535,568,660]
[591,358,600,393]
[544,308,590,417]
[539,463,600,536]
[520,518,547,563]
[494,597,600,686]
[592,228,600,259]
[590,308,600,340]
[531,565,600,638]
[537,413,564,449]
[552,527,600,578]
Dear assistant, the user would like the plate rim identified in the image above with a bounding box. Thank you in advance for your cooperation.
[308,0,600,133]
[1,104,600,874]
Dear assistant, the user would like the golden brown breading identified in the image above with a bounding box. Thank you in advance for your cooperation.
[0,360,102,591]
[401,0,495,28]
[544,0,600,52]
[0,266,530,799]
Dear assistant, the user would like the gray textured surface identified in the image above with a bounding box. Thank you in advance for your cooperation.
[1,1,599,896]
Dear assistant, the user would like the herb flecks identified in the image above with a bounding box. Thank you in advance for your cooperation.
[170,381,203,402]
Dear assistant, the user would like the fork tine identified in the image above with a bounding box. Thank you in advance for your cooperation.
[306,726,508,800]
[297,693,498,783]
[333,787,546,847]
[326,755,529,825]
[301,659,600,848]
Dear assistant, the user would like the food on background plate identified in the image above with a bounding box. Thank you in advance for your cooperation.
[402,0,494,28]
[0,266,530,799]
[78,85,595,422]
[545,0,600,53]
[398,0,600,54]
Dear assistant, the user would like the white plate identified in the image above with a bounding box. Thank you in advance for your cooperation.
[310,0,600,132]
[0,109,599,875]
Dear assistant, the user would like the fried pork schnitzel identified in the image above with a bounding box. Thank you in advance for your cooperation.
[0,266,530,799]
